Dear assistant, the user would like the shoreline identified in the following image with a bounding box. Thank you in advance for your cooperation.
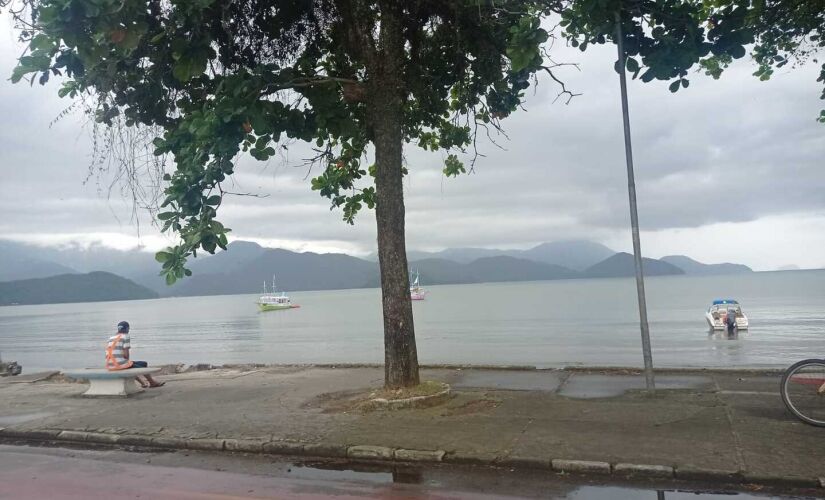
[13,362,791,380]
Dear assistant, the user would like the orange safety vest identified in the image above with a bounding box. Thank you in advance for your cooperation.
[105,334,134,371]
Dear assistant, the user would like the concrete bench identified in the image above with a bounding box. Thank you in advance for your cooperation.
[63,368,161,397]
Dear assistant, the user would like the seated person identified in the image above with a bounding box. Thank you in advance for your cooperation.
[105,321,164,388]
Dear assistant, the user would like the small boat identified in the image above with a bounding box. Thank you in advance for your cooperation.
[256,276,299,311]
[705,299,748,331]
[410,270,427,301]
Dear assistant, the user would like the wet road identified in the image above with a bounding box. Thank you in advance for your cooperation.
[0,444,815,499]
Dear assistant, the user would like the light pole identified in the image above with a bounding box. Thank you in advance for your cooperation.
[615,10,655,392]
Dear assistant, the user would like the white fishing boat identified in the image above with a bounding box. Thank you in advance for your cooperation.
[256,276,299,311]
[410,270,427,301]
[705,299,748,331]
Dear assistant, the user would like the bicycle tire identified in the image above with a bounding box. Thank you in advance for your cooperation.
[781,359,825,427]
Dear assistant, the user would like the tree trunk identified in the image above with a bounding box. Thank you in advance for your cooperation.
[367,1,420,389]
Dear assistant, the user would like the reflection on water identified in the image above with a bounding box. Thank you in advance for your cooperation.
[1,270,823,372]
[297,460,791,499]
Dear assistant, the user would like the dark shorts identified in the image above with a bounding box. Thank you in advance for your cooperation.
[129,361,148,368]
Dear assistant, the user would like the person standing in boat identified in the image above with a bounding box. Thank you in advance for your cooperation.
[105,321,164,388]
[725,308,737,334]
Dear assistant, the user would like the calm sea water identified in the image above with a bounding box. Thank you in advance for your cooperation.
[1,271,823,372]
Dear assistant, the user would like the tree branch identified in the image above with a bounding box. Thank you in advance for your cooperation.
[262,75,359,94]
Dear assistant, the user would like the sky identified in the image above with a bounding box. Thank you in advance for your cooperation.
[1,15,824,271]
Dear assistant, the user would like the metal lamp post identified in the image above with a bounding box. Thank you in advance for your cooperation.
[614,10,655,392]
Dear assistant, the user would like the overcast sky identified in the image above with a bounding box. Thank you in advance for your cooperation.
[1,16,824,271]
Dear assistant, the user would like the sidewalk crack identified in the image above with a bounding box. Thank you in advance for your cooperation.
[714,377,747,473]
[554,372,573,395]
[500,417,534,460]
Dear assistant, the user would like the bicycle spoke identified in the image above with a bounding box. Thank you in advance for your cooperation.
[783,361,825,426]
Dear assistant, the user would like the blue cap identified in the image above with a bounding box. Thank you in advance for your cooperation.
[117,321,130,333]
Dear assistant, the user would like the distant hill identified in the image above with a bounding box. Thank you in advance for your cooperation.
[0,272,159,306]
[394,240,616,270]
[519,240,616,271]
[661,255,752,275]
[464,256,578,282]
[407,258,478,286]
[0,245,75,281]
[390,256,578,287]
[412,247,511,264]
[0,239,158,285]
[584,252,685,278]
[168,246,379,296]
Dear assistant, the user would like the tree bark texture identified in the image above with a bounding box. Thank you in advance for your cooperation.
[366,1,420,388]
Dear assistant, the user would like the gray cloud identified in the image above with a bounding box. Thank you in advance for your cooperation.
[1,17,824,270]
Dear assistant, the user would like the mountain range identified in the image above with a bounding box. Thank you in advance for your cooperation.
[374,240,616,271]
[0,239,756,304]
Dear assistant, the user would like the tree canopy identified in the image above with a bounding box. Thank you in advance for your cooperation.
[561,0,824,121]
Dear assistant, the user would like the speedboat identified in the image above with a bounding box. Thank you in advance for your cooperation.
[256,276,300,311]
[705,299,748,331]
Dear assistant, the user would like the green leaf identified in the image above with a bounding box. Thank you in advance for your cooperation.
[165,272,177,285]
[155,251,173,262]
[30,34,54,51]
[730,45,746,59]
[626,57,639,73]
[11,66,31,84]
[443,154,466,177]
[668,80,681,93]
[205,195,221,206]
[172,55,206,82]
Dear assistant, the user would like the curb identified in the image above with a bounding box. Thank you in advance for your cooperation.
[613,463,674,478]
[552,459,611,475]
[368,387,452,410]
[1,428,821,490]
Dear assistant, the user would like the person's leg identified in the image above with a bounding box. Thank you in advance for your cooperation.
[144,374,165,387]
[128,361,154,388]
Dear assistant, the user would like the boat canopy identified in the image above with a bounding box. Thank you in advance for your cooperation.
[712,299,739,305]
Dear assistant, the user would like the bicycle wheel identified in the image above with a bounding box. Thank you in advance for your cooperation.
[781,359,825,427]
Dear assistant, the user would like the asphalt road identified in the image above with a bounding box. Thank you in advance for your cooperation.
[0,444,809,500]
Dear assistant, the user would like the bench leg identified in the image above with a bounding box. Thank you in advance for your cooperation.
[83,377,144,397]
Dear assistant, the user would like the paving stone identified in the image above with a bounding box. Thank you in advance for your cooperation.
[394,449,446,463]
[613,463,673,478]
[347,445,394,460]
[551,459,611,474]
[186,439,225,451]
[223,439,265,453]
[302,443,348,458]
[262,441,305,455]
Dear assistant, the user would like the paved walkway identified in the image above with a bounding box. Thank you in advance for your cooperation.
[0,367,823,488]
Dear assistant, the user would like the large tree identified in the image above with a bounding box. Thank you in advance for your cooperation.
[7,0,569,388]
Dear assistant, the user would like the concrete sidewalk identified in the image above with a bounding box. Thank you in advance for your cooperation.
[0,366,822,489]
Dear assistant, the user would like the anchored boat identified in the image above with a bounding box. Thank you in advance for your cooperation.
[410,270,427,301]
[256,276,299,311]
[705,299,748,331]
